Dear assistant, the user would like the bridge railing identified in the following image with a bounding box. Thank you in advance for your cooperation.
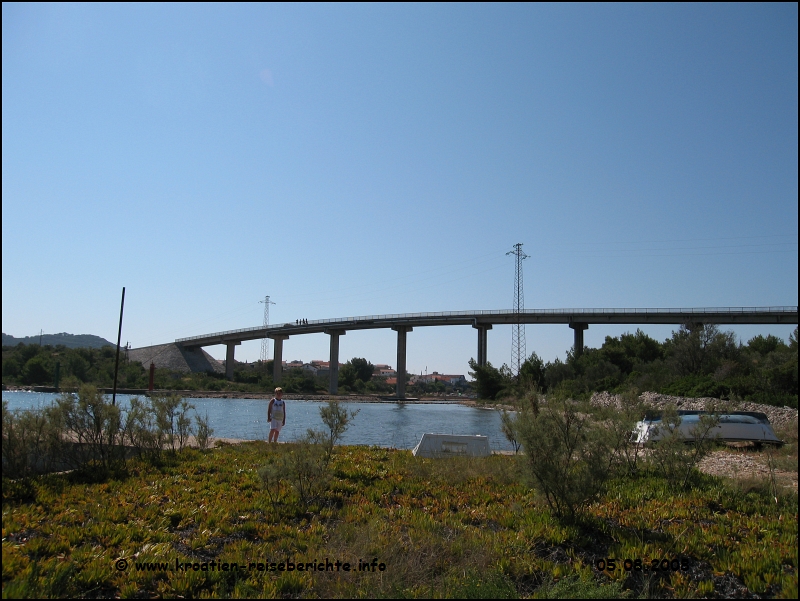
[174,306,797,344]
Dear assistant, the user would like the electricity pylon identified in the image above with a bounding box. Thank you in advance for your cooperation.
[507,243,528,375]
[259,296,275,362]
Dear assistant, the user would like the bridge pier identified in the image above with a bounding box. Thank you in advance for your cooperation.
[269,335,289,383]
[569,323,588,357]
[225,341,241,381]
[326,329,346,394]
[392,326,412,399]
[473,323,492,366]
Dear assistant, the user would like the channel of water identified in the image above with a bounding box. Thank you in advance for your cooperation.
[2,391,514,452]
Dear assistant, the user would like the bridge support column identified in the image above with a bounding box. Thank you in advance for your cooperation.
[270,335,289,384]
[392,326,412,399]
[326,330,346,395]
[225,341,241,381]
[473,323,492,366]
[569,323,588,357]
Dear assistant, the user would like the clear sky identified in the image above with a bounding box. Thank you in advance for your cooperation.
[3,4,797,376]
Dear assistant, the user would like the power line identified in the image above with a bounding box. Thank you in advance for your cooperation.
[550,241,798,256]
[128,234,796,348]
[259,296,276,362]
[276,249,510,304]
[507,243,529,376]
[569,233,797,246]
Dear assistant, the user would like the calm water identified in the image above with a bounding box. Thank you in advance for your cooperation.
[2,391,513,452]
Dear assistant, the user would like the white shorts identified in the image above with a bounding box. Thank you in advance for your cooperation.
[270,419,283,432]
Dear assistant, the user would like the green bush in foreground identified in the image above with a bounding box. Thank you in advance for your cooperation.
[648,404,721,489]
[2,386,213,478]
[259,400,359,509]
[2,400,62,479]
[514,394,618,520]
[502,389,733,521]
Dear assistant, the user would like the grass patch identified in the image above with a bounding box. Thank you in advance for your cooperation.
[533,574,629,599]
[3,442,797,598]
[768,423,799,473]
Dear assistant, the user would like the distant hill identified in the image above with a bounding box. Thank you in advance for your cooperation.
[2,332,114,349]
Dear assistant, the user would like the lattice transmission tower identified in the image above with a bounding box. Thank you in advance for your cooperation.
[259,296,275,362]
[507,243,529,375]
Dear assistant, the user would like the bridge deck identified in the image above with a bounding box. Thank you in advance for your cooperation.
[175,307,798,348]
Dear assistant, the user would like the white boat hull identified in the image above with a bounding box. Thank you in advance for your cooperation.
[633,412,783,445]
[412,433,491,458]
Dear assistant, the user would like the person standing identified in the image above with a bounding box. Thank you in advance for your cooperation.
[267,387,286,442]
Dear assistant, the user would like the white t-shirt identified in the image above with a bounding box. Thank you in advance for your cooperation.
[271,398,285,422]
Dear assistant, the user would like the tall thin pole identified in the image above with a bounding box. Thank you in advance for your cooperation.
[506,243,528,375]
[111,287,125,406]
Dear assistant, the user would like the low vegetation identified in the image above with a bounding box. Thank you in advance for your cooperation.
[2,386,213,480]
[514,393,619,520]
[2,390,797,598]
[258,400,359,509]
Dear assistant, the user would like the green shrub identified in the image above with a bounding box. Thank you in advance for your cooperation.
[150,394,196,453]
[194,411,214,450]
[259,400,357,509]
[257,455,286,508]
[3,389,210,481]
[2,400,64,478]
[499,409,522,454]
[596,390,647,477]
[319,399,359,448]
[515,396,617,520]
[54,384,126,473]
[122,396,164,460]
[280,431,334,508]
[647,404,721,489]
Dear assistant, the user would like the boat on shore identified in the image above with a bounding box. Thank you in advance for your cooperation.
[632,410,784,446]
[412,433,491,458]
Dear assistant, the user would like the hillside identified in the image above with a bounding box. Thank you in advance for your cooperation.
[2,332,114,349]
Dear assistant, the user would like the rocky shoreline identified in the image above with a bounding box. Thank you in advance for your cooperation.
[2,385,472,404]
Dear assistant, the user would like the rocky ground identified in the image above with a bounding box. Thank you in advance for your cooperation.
[3,386,471,403]
[698,449,798,492]
[590,391,798,491]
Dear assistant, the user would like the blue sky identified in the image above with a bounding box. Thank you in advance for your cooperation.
[3,3,797,376]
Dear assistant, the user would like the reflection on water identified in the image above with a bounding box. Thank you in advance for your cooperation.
[2,392,513,451]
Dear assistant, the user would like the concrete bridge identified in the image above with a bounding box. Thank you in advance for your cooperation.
[174,307,798,398]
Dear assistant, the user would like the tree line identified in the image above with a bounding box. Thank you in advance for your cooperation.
[1,344,400,395]
[470,324,798,408]
[2,344,147,389]
[228,356,394,394]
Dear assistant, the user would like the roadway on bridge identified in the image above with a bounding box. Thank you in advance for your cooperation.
[176,306,798,348]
